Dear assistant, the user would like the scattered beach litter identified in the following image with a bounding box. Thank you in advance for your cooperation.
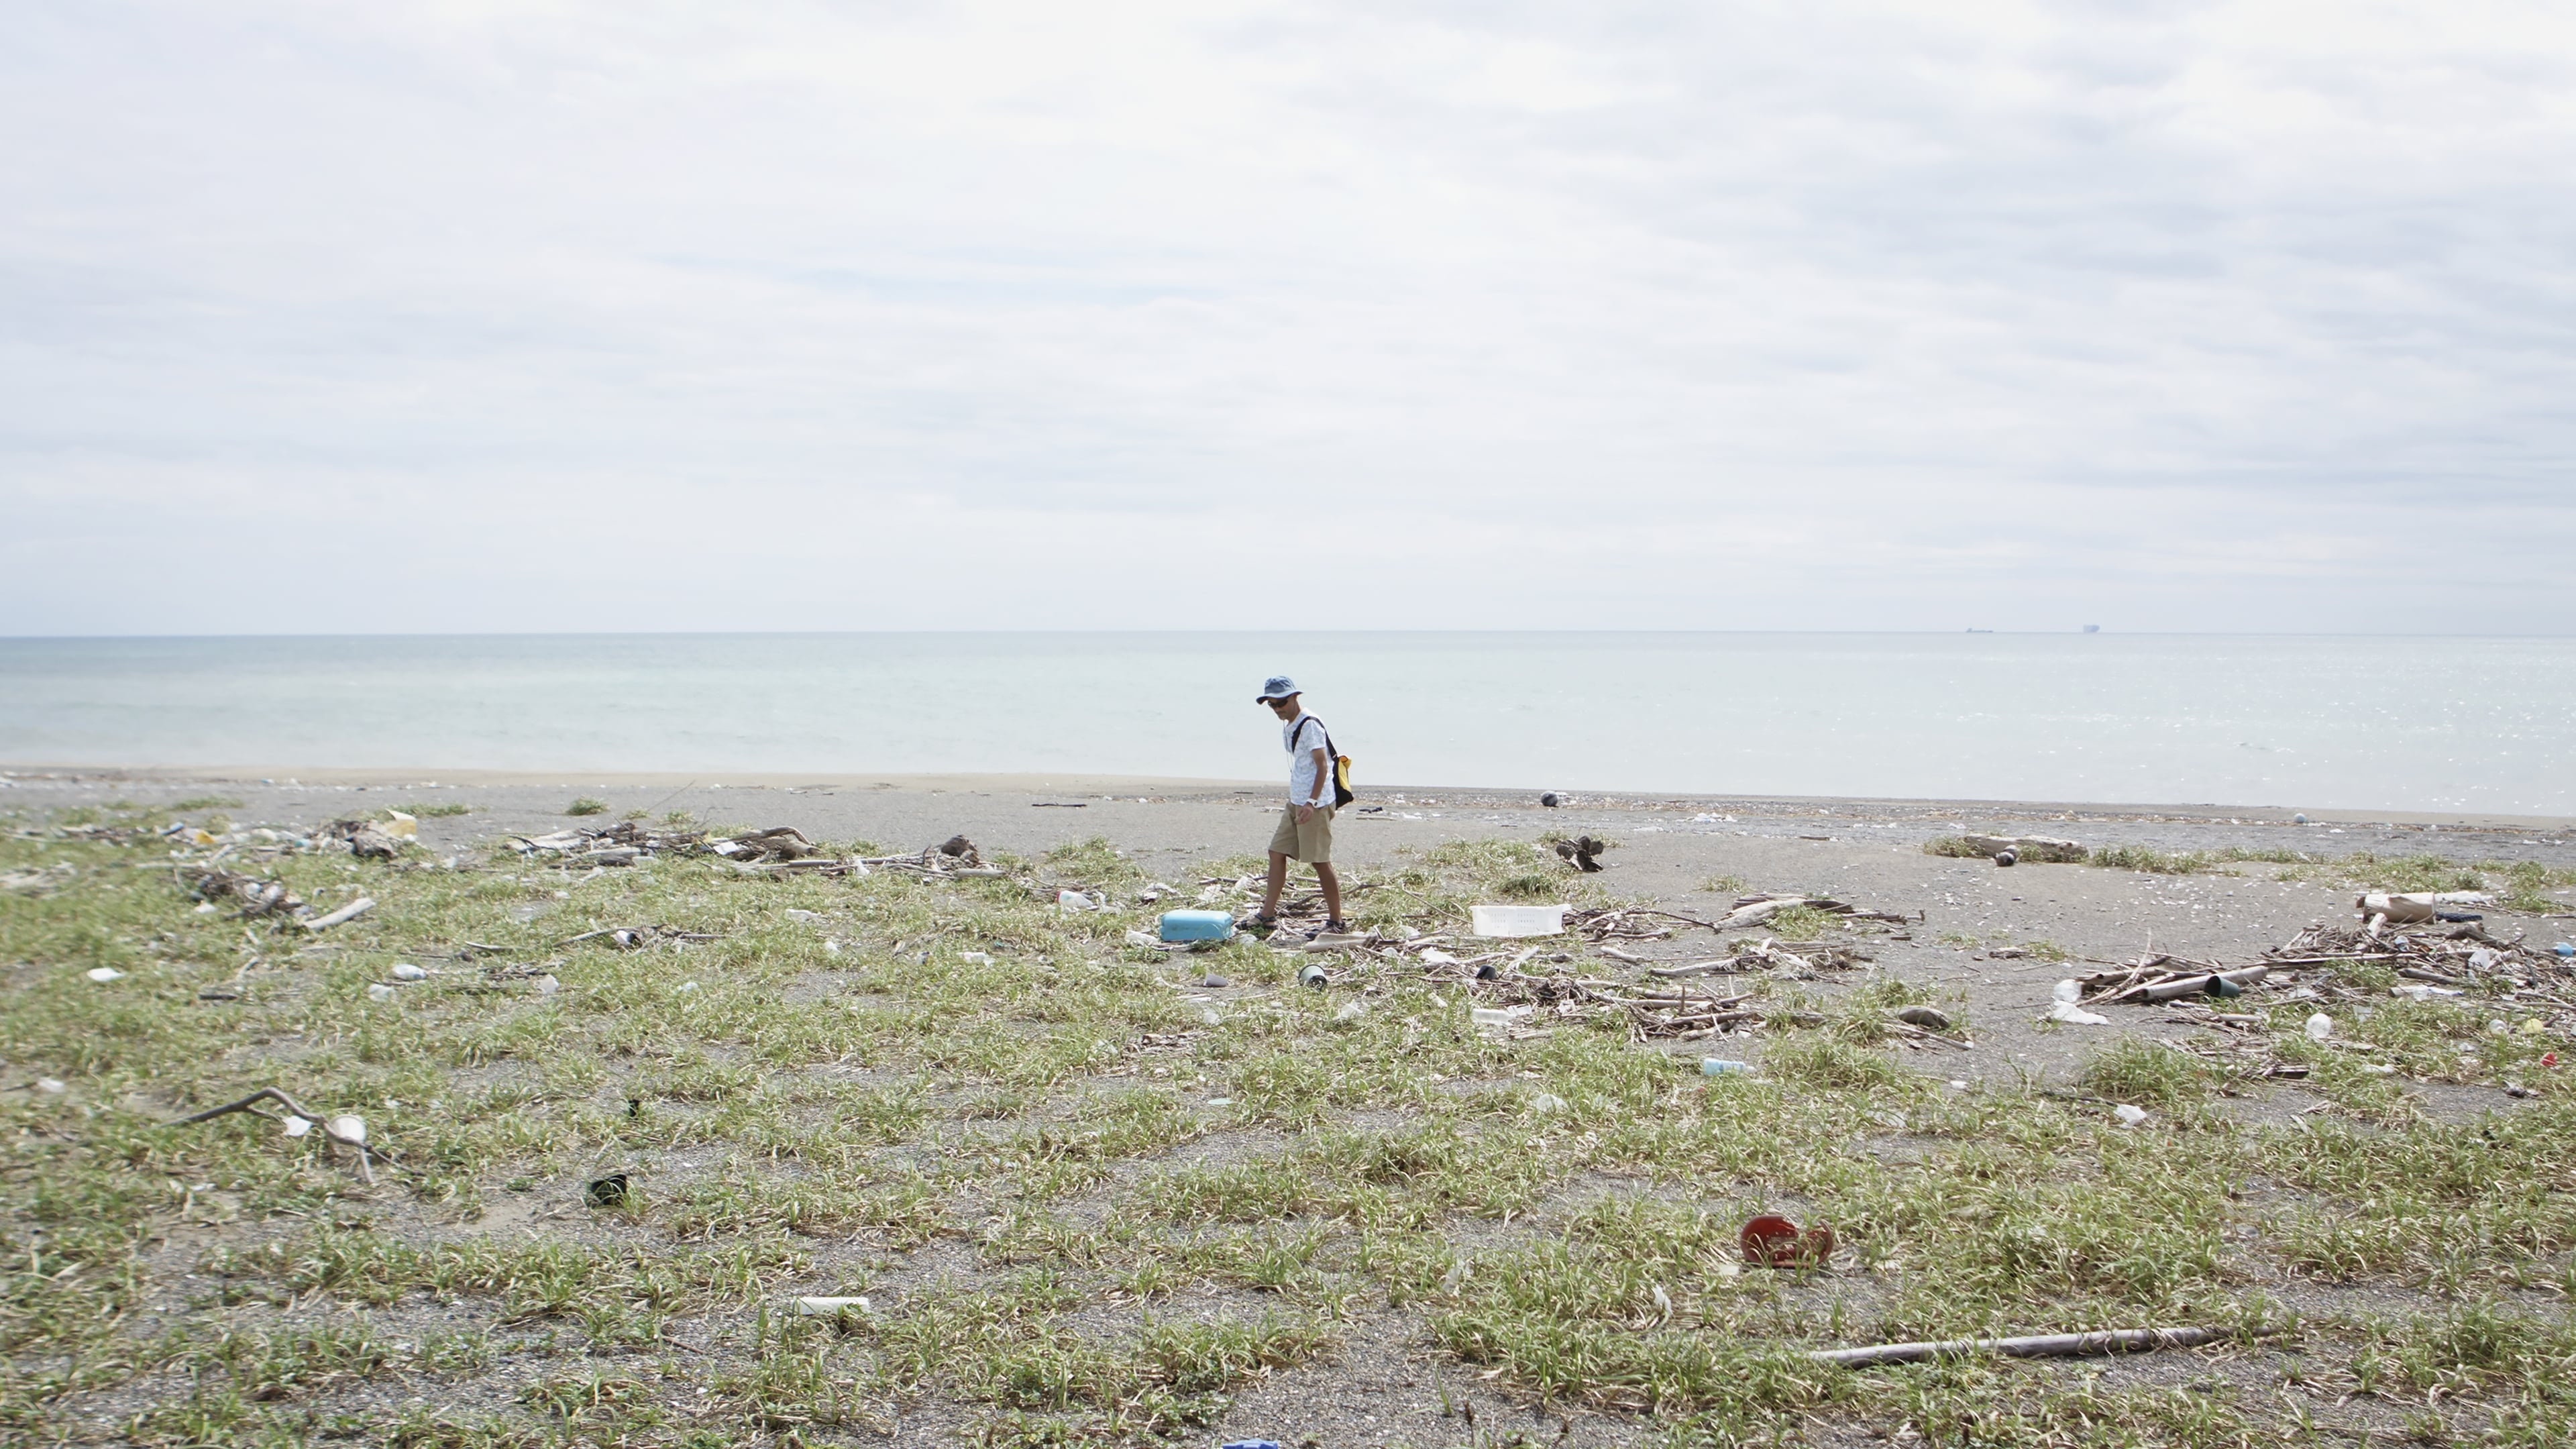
[85,967,124,983]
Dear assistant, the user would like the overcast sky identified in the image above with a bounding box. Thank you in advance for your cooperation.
[5,1,2572,635]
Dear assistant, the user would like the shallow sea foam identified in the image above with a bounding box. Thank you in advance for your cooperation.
[1,632,2569,814]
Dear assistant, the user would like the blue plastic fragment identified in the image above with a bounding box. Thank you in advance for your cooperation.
[1220,1442,1284,1449]
[1159,910,1236,943]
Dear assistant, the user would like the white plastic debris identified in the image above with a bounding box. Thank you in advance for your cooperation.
[534,975,559,996]
[1652,1283,1673,1316]
[1205,1097,1233,1108]
[961,951,994,965]
[795,1296,871,1316]
[1124,930,1160,949]
[2305,1012,2334,1041]
[793,1289,875,1315]
[1201,1009,1222,1026]
[390,963,427,981]
[86,967,125,983]
[677,981,700,994]
[784,908,822,922]
[1470,904,1567,938]
[1470,1006,1517,1030]
[193,900,216,914]
[1419,948,1459,966]
[2051,979,2082,1004]
[367,983,396,1002]
[1530,1092,1567,1114]
[2392,983,2461,1001]
[1334,1000,1366,1024]
[282,1115,313,1137]
[382,811,418,839]
[35,1077,66,1095]
[1440,1260,1472,1293]
[326,1115,367,1144]
[2112,1104,2149,1127]
[1057,890,1092,913]
[2047,1001,2110,1025]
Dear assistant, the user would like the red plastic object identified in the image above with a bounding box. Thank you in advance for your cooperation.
[1740,1215,1835,1267]
[2543,1053,2559,1069]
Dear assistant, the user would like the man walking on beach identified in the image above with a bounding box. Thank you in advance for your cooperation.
[1253,676,1345,935]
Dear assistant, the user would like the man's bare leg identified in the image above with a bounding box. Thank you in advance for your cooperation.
[1260,851,1289,919]
[1316,862,1343,924]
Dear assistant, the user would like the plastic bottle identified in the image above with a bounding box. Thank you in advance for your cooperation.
[1701,1059,1752,1077]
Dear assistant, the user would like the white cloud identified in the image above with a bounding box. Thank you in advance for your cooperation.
[3,0,2571,634]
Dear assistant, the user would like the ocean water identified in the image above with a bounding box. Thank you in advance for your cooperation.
[0,633,2569,814]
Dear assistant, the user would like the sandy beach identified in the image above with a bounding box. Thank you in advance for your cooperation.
[7,765,2575,1444]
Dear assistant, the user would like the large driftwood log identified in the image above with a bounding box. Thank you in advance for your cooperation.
[1811,1325,2223,1368]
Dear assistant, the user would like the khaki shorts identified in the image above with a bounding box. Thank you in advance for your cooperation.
[1267,804,1335,864]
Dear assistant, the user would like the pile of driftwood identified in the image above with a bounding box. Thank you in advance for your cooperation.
[183,866,305,920]
[867,837,1006,879]
[2065,956,2271,1006]
[2269,922,2562,983]
[514,820,706,868]
[1711,894,1914,932]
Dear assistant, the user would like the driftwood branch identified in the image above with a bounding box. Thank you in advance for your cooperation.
[172,1087,378,1183]
[301,897,376,932]
[1811,1325,2224,1368]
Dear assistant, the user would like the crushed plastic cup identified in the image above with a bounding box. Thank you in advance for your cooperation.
[282,1115,312,1137]
[1298,964,1329,988]
[2393,983,2461,1001]
[2113,1104,2148,1126]
[1701,1058,1752,1077]
[1470,904,1567,938]
[2305,1012,2334,1041]
[85,967,124,983]
[390,963,427,981]
[796,1295,871,1316]
[367,983,396,1002]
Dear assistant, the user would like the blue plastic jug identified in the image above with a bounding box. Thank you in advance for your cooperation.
[1158,910,1235,943]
